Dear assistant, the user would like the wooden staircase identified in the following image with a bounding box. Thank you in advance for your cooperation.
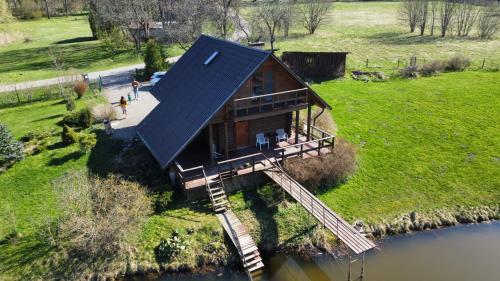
[204,168,264,279]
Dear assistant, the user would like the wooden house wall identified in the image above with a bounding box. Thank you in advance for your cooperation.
[248,113,291,146]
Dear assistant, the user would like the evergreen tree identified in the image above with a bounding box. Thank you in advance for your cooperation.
[0,123,24,169]
[144,39,166,78]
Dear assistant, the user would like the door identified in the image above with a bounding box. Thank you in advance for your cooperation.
[235,121,249,148]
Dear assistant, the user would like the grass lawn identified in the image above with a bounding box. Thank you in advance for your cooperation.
[313,71,500,223]
[242,1,500,70]
[0,16,183,84]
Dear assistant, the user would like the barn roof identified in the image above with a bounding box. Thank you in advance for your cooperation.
[137,35,332,169]
[137,35,271,168]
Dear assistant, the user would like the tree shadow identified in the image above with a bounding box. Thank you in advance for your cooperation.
[48,151,84,166]
[31,114,63,123]
[0,236,54,277]
[46,141,67,151]
[364,31,479,46]
[54,37,96,44]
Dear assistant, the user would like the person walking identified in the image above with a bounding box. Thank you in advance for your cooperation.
[132,79,140,100]
[119,96,128,119]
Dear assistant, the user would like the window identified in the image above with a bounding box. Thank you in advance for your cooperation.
[204,51,220,65]
[252,72,263,96]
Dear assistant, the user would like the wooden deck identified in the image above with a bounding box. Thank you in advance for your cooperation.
[216,210,264,275]
[263,165,376,255]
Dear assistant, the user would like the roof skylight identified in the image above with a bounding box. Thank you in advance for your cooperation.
[204,51,220,65]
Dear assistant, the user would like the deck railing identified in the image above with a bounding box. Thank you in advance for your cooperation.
[174,161,205,188]
[276,124,335,161]
[233,88,308,118]
[216,152,264,178]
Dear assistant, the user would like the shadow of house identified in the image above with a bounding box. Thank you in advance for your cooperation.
[86,129,124,177]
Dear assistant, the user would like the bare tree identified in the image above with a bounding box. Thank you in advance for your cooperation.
[438,0,457,37]
[477,2,499,39]
[209,0,240,39]
[455,0,480,37]
[417,0,429,36]
[429,0,439,36]
[253,0,288,51]
[281,0,294,37]
[400,0,420,33]
[165,0,209,49]
[43,0,50,19]
[300,0,332,35]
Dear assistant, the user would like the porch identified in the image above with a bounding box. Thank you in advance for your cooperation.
[172,124,335,194]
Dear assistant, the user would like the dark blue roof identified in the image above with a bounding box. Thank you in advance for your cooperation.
[137,35,271,168]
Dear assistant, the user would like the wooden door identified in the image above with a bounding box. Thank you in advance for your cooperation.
[235,121,249,148]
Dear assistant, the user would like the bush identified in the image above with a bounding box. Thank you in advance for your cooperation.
[90,103,117,122]
[0,123,24,170]
[144,39,166,78]
[73,81,88,99]
[77,132,97,153]
[420,61,445,77]
[155,229,189,263]
[45,172,152,259]
[399,66,419,78]
[61,125,79,144]
[61,108,94,128]
[21,130,54,156]
[15,0,42,19]
[445,56,471,72]
[283,137,357,191]
[152,191,174,213]
[65,97,75,111]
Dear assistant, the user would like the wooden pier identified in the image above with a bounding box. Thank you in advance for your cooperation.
[263,164,376,255]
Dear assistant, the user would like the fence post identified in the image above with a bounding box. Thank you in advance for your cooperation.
[366,58,369,68]
[15,87,20,104]
[481,59,486,69]
[397,58,400,69]
[98,75,103,92]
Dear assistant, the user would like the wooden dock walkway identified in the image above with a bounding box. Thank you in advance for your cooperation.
[216,210,264,274]
[264,165,376,255]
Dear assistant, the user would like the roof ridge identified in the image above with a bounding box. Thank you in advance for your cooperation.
[199,34,272,55]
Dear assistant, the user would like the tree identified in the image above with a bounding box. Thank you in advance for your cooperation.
[416,0,429,36]
[209,0,240,39]
[0,123,24,170]
[300,0,332,35]
[438,0,456,37]
[253,0,288,51]
[144,39,166,77]
[429,0,439,36]
[281,0,293,37]
[477,3,499,39]
[0,0,14,23]
[400,0,420,33]
[455,0,480,37]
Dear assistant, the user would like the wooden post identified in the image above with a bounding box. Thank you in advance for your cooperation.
[306,105,312,141]
[209,124,215,164]
[348,255,352,281]
[361,252,365,279]
[481,59,486,69]
[295,110,300,144]
[224,122,229,159]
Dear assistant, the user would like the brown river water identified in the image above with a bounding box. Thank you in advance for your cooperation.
[134,221,500,281]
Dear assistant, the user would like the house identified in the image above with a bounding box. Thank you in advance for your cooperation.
[137,35,333,191]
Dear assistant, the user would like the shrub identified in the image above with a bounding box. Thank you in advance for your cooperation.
[420,61,445,77]
[152,191,174,213]
[61,125,79,144]
[283,137,357,191]
[73,81,88,99]
[144,39,166,78]
[399,66,419,78]
[15,0,42,19]
[445,56,471,72]
[45,172,152,259]
[77,132,97,153]
[155,229,189,263]
[90,103,117,122]
[61,108,94,128]
[21,130,54,156]
[0,123,24,170]
[65,96,75,111]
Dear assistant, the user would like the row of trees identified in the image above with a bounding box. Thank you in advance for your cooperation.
[6,0,86,19]
[88,0,334,51]
[400,0,499,39]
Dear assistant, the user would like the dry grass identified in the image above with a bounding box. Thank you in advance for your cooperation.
[0,32,23,46]
[283,137,357,191]
[89,103,117,122]
[73,81,88,99]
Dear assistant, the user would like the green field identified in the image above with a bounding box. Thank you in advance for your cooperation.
[244,2,500,70]
[314,71,500,223]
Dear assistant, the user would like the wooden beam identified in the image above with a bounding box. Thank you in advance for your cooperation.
[209,124,214,164]
[295,110,300,144]
[233,104,308,122]
[306,104,312,141]
[224,121,229,159]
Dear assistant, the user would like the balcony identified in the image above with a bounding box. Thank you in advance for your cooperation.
[233,88,309,120]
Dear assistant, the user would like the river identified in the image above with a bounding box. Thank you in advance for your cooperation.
[138,221,500,281]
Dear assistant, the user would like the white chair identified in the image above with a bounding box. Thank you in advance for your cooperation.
[276,128,288,143]
[256,133,269,150]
